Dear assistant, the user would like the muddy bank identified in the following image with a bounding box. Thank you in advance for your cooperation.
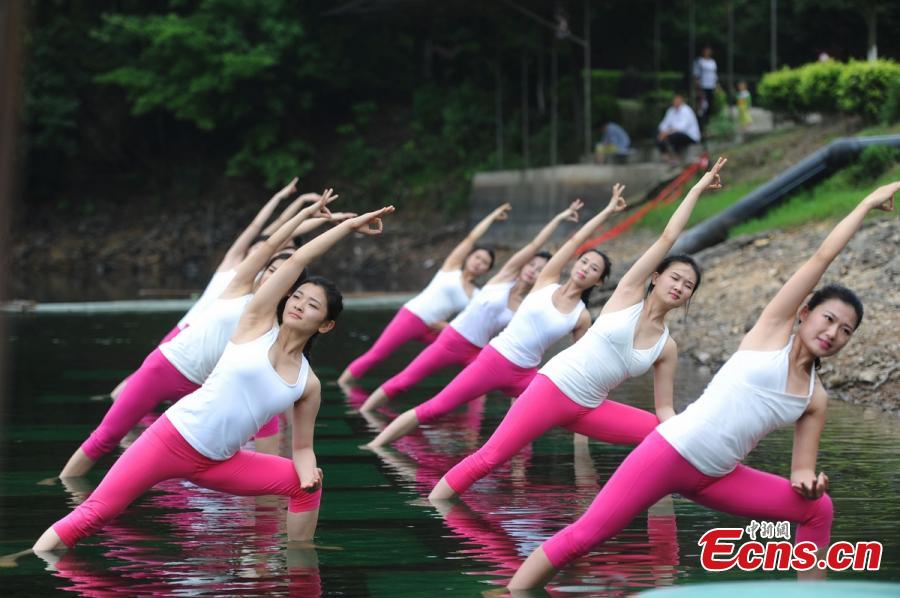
[650,218,900,415]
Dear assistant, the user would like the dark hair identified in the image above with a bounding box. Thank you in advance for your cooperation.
[806,284,863,329]
[264,251,295,272]
[534,250,553,261]
[578,248,612,306]
[646,254,703,314]
[469,245,496,270]
[277,275,343,359]
[291,234,305,249]
[251,233,270,246]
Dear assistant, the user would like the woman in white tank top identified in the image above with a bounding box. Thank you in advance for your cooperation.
[59,195,337,477]
[429,158,728,502]
[338,204,513,389]
[357,200,584,413]
[34,200,397,552]
[108,178,335,400]
[508,180,898,590]
[366,187,629,448]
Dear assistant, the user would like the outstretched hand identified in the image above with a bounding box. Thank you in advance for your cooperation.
[327,212,358,222]
[304,188,338,220]
[861,181,899,212]
[606,183,627,213]
[275,176,300,199]
[695,156,727,192]
[348,206,395,235]
[791,471,829,500]
[558,199,584,222]
[491,203,512,221]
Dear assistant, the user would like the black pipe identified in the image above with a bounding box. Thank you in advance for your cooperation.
[671,135,900,255]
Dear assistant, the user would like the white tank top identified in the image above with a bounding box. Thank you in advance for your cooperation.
[541,302,669,409]
[657,336,816,477]
[403,269,473,325]
[450,281,516,348]
[489,284,586,369]
[177,269,237,328]
[160,294,253,384]
[167,327,310,460]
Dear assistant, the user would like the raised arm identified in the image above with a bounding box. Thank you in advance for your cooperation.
[221,194,335,299]
[605,157,726,311]
[534,187,626,289]
[262,192,322,236]
[235,203,396,340]
[489,200,583,284]
[289,212,358,242]
[216,177,298,272]
[742,181,897,349]
[442,203,511,271]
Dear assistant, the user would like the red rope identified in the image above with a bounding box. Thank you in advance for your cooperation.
[576,154,709,254]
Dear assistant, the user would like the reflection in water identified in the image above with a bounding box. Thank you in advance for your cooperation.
[3,309,900,596]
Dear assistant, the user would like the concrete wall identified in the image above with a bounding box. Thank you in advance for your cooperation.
[469,163,674,246]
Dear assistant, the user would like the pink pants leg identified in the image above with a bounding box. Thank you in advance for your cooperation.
[81,349,200,461]
[381,326,482,399]
[414,346,536,425]
[54,415,321,548]
[542,430,833,568]
[346,307,435,379]
[444,375,657,494]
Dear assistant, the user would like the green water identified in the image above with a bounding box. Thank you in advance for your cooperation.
[1,309,898,596]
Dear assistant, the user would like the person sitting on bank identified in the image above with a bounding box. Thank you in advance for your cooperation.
[595,122,631,164]
[657,94,700,165]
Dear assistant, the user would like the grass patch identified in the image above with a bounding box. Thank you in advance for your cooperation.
[637,179,760,232]
[730,162,900,237]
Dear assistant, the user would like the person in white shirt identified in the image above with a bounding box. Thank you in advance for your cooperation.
[693,45,718,128]
[657,95,700,164]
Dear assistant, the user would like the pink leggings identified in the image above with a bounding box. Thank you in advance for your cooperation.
[54,415,321,547]
[414,345,536,424]
[82,349,200,461]
[381,325,481,399]
[445,374,658,494]
[542,430,834,568]
[346,307,438,379]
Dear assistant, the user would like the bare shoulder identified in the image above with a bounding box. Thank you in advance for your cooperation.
[301,370,322,401]
[662,336,678,357]
[809,378,828,410]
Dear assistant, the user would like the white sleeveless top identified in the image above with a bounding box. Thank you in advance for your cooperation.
[160,294,253,384]
[167,327,310,460]
[657,336,816,477]
[541,302,669,409]
[450,281,516,348]
[403,269,473,325]
[489,284,586,369]
[177,269,237,328]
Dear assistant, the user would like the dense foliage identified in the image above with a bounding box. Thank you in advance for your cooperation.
[758,59,900,122]
[20,0,900,213]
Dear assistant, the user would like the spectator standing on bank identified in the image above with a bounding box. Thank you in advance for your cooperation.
[693,45,718,130]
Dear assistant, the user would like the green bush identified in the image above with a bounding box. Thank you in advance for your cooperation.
[796,60,842,113]
[844,145,900,184]
[757,67,803,118]
[836,60,900,122]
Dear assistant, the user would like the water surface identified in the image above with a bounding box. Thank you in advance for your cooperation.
[2,309,898,595]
